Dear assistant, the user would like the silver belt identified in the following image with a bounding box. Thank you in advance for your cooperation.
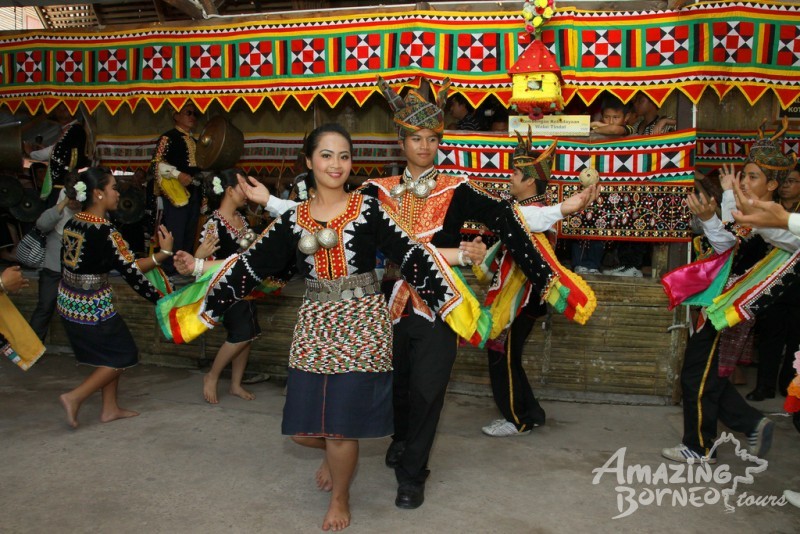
[305,271,380,302]
[62,271,109,291]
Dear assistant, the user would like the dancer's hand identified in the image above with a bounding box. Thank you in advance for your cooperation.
[195,234,220,259]
[157,225,174,253]
[719,163,739,192]
[686,191,717,222]
[561,184,601,215]
[237,175,270,206]
[173,251,196,276]
[461,236,487,265]
[1,266,28,293]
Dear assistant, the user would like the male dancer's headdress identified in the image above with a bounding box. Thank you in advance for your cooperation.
[745,117,797,183]
[377,75,451,137]
[513,126,557,182]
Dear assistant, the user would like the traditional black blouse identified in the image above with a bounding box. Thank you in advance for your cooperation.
[200,210,250,259]
[58,213,167,324]
[150,127,201,177]
[199,192,456,323]
[49,123,90,186]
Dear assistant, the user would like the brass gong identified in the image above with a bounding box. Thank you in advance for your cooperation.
[0,121,23,172]
[195,116,244,171]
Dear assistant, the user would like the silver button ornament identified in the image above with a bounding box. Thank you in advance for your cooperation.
[298,228,339,255]
[238,229,257,250]
[390,183,407,198]
[316,228,339,249]
[298,234,320,255]
[412,181,431,198]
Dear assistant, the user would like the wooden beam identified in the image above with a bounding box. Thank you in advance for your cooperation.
[153,0,167,22]
[199,0,218,16]
[160,0,205,19]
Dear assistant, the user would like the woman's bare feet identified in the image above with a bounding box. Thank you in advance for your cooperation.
[321,495,350,531]
[100,408,139,423]
[203,374,219,404]
[59,393,80,428]
[316,459,333,492]
[230,384,255,401]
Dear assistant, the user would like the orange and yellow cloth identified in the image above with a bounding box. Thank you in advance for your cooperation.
[0,293,45,371]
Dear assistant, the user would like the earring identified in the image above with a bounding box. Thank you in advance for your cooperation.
[98,195,103,200]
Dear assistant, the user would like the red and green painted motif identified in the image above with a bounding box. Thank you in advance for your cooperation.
[1,2,799,114]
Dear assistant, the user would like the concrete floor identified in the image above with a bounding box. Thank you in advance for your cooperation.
[1,353,799,533]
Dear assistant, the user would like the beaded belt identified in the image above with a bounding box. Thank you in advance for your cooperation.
[62,271,110,291]
[305,271,380,303]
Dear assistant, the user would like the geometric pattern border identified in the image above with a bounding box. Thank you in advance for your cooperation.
[2,3,800,114]
[696,130,800,169]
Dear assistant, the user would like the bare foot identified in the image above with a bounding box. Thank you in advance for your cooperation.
[203,374,219,404]
[230,384,255,401]
[321,495,350,531]
[59,393,79,429]
[316,459,333,492]
[100,408,139,423]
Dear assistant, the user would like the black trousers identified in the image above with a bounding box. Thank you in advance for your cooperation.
[28,268,62,342]
[680,324,763,455]
[160,193,201,275]
[487,312,546,430]
[391,313,457,485]
[754,288,800,393]
[618,242,647,269]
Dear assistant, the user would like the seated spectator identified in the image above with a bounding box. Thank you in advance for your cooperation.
[487,107,510,133]
[631,92,676,135]
[446,94,482,131]
[590,96,635,137]
[779,163,800,212]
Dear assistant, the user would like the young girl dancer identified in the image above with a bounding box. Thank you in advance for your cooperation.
[58,167,172,428]
[196,168,259,403]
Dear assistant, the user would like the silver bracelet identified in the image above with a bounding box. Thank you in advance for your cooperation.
[0,276,6,294]
[160,249,174,256]
[151,254,160,266]
[192,258,205,278]
[458,249,472,267]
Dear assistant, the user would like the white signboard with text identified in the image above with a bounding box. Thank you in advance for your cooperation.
[509,115,590,137]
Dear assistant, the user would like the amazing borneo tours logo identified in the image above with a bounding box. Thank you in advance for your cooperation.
[591,433,787,519]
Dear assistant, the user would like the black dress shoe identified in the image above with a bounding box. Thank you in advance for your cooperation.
[746,388,776,401]
[385,440,405,468]
[395,482,425,509]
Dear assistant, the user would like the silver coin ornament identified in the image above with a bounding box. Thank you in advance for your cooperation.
[238,229,257,250]
[316,228,339,249]
[390,183,407,198]
[412,181,431,198]
[425,178,437,191]
[298,234,320,255]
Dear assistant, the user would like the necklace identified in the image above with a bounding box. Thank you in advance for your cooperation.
[518,194,546,206]
[76,212,108,224]
[390,168,438,199]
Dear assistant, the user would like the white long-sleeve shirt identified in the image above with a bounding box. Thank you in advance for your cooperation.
[790,213,800,237]
[698,214,737,255]
[717,189,800,252]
